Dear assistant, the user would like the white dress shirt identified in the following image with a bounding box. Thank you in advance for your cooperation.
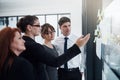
[53,33,86,72]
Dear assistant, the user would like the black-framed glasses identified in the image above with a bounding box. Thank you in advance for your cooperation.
[32,25,41,27]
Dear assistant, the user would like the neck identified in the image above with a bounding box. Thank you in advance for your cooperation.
[44,40,53,48]
[24,33,35,40]
[12,50,21,56]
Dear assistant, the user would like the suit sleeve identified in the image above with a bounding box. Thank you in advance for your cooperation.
[25,42,81,67]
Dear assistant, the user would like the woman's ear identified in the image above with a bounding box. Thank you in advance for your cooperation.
[26,25,32,31]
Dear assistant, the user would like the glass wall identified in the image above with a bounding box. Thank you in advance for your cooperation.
[95,0,120,80]
[0,13,70,43]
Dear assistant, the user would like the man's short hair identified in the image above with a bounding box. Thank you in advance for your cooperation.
[58,17,71,26]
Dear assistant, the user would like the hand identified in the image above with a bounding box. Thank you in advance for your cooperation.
[75,33,90,47]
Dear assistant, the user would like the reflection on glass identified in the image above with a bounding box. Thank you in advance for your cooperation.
[101,43,120,79]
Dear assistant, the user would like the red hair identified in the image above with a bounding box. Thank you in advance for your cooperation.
[0,27,21,72]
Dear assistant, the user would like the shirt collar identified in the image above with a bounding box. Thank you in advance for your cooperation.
[60,34,72,39]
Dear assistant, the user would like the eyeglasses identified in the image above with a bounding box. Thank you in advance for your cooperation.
[46,31,56,35]
[32,25,41,27]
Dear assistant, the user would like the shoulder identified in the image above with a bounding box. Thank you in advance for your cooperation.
[25,39,44,51]
[69,33,78,38]
[53,35,64,43]
[23,36,43,48]
[12,57,34,75]
[68,33,78,41]
[55,35,63,41]
[14,57,33,68]
[11,57,35,80]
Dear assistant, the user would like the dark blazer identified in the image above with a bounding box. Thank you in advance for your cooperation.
[0,56,35,80]
[20,36,81,80]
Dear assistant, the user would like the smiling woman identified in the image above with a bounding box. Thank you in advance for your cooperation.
[0,27,35,80]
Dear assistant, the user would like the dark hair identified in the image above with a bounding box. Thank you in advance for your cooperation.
[0,27,21,72]
[17,15,38,32]
[41,23,55,38]
[58,17,71,26]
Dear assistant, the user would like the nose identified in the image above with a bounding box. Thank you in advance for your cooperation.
[39,26,41,30]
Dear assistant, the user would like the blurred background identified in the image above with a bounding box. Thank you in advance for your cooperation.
[1,0,120,80]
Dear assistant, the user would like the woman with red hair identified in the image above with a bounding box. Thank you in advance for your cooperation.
[0,27,35,80]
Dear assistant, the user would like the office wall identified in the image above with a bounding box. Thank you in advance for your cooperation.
[0,0,82,36]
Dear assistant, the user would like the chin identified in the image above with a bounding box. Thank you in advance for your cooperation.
[20,47,26,51]
[23,47,26,50]
[19,49,25,53]
[35,33,40,36]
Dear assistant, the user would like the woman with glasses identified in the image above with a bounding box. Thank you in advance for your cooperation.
[17,15,90,80]
[41,23,58,80]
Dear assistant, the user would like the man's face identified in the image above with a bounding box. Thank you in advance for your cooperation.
[60,22,71,36]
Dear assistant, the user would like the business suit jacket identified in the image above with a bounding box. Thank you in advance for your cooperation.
[0,56,35,80]
[20,36,81,80]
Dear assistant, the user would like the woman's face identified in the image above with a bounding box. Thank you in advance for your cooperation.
[31,19,41,36]
[43,28,55,41]
[10,31,25,56]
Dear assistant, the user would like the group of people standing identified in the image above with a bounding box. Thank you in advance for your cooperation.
[0,15,90,80]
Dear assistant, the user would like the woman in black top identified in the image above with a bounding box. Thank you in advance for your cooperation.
[0,27,35,80]
[17,15,90,80]
[41,23,59,80]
